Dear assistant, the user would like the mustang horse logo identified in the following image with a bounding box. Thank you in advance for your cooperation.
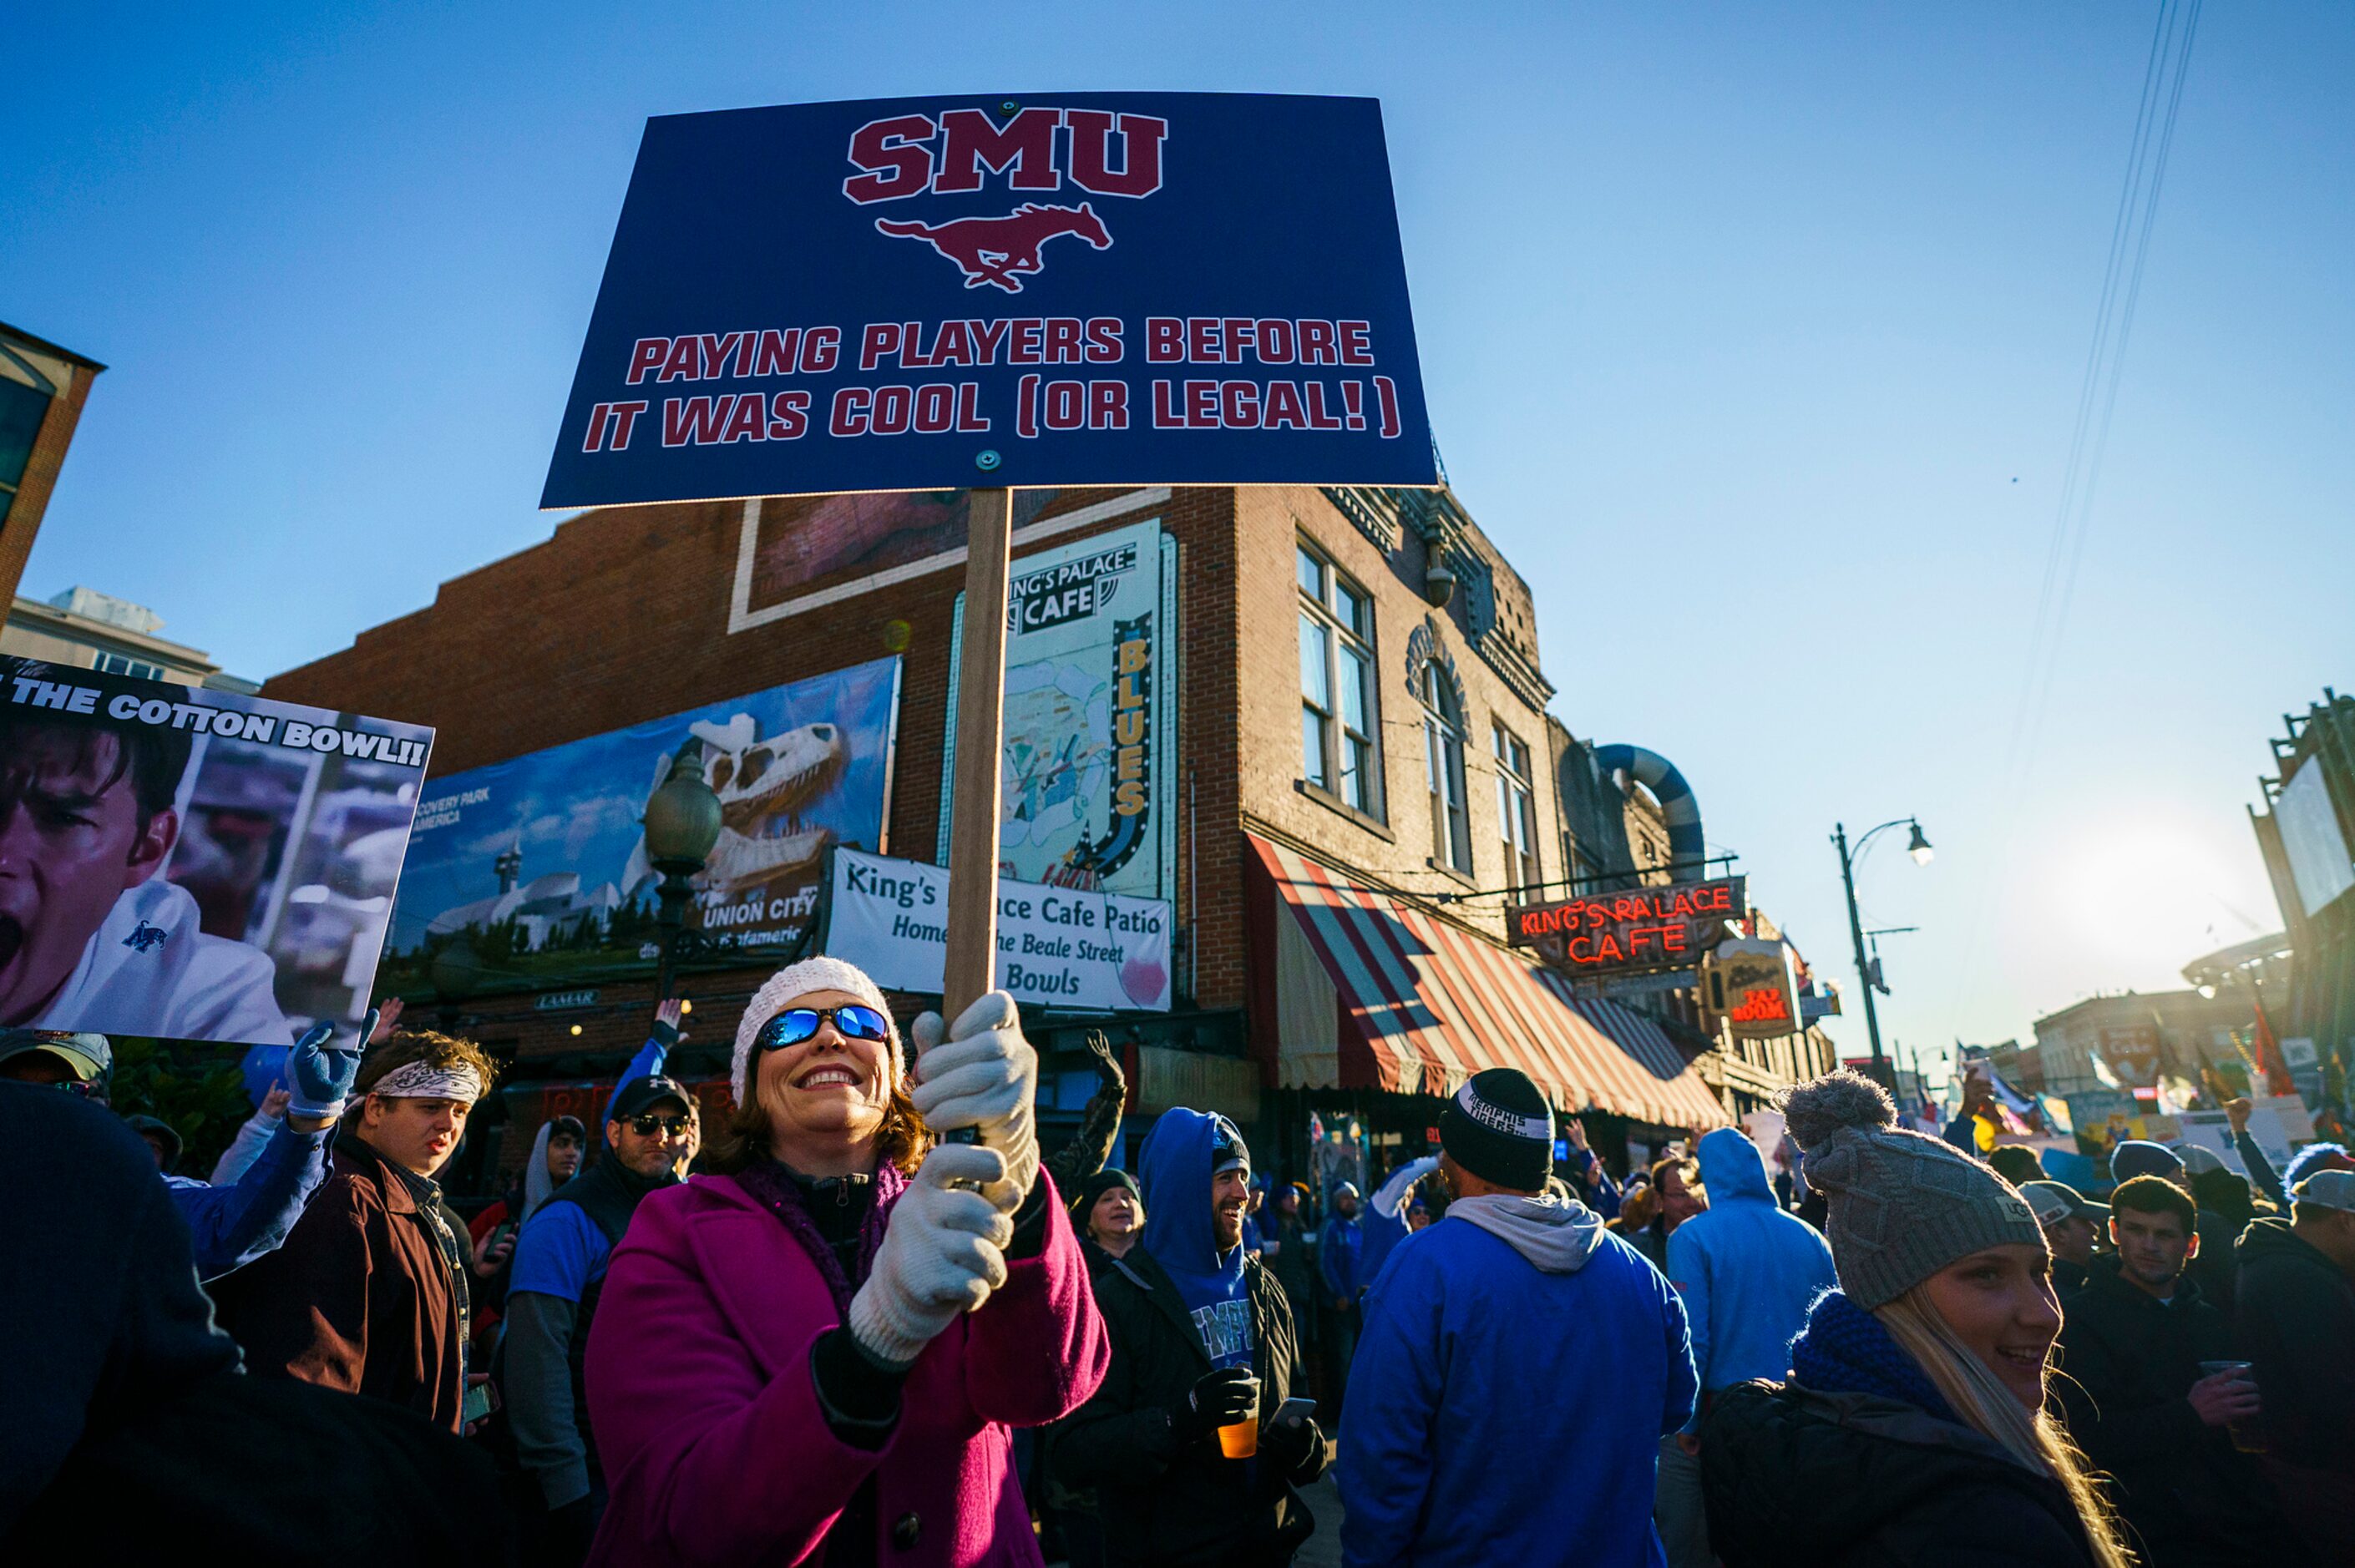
[874,203,1112,293]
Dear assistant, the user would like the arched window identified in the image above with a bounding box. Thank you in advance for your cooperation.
[1421,663,1472,874]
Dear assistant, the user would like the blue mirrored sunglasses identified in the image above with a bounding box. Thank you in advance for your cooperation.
[755,1004,892,1054]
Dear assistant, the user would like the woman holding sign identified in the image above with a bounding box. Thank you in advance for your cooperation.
[580,955,1107,1567]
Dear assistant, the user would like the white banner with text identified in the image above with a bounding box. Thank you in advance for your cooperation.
[823,847,1172,1011]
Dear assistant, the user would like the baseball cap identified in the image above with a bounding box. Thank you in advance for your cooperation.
[2020,1180,2109,1229]
[2175,1143,2228,1177]
[610,1075,693,1122]
[2110,1139,2185,1184]
[2293,1169,2355,1215]
[0,1030,113,1082]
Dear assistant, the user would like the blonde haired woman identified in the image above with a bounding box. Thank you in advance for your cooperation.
[1699,1070,2132,1568]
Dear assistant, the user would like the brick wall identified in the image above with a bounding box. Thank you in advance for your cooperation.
[261,480,1575,1065]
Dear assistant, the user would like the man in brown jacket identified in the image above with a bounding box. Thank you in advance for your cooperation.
[215,1029,499,1432]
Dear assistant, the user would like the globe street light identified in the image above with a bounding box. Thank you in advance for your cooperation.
[1833,817,1934,1087]
[643,736,723,1002]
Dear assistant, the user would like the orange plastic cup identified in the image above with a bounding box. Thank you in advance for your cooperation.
[1218,1418,1259,1459]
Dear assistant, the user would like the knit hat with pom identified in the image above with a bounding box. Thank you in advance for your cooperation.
[1780,1069,2045,1309]
[732,955,900,1107]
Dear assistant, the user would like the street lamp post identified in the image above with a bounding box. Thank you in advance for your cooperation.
[1833,817,1932,1090]
[642,737,724,1002]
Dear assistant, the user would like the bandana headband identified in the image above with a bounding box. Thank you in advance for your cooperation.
[369,1061,484,1105]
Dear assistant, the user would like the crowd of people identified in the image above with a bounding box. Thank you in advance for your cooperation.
[5,951,2353,1566]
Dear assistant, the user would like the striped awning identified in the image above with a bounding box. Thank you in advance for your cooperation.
[1249,835,1729,1129]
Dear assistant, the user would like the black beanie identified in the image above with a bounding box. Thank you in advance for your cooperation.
[1073,1166,1142,1218]
[1439,1068,1553,1192]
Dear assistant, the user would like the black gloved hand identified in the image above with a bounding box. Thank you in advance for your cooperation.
[1174,1365,1259,1441]
[1264,1412,1324,1475]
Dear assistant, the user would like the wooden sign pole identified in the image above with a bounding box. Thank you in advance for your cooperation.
[941,486,1014,1019]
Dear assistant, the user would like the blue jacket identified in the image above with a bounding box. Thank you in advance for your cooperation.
[1339,1196,1697,1567]
[1665,1130,1836,1407]
[165,1119,332,1281]
[1319,1212,1365,1303]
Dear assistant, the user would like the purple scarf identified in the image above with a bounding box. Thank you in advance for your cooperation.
[732,1158,910,1315]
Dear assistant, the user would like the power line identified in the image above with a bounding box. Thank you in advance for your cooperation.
[1952,0,2203,1021]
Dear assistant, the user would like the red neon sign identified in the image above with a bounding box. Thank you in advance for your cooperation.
[1729,985,1792,1024]
[1507,876,1746,976]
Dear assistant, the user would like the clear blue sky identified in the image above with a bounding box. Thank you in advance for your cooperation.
[7,3,2350,1072]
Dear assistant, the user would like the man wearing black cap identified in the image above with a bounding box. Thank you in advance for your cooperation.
[503,1058,697,1565]
[1337,1068,1698,1567]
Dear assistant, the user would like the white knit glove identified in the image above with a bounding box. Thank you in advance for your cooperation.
[846,1143,1015,1369]
[909,991,1040,1213]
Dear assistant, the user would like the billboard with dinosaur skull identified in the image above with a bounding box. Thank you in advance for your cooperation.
[380,657,900,993]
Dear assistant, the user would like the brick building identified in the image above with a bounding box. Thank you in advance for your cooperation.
[270,482,1809,1196]
[0,320,105,606]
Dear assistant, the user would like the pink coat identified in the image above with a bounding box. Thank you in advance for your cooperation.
[583,1168,1107,1568]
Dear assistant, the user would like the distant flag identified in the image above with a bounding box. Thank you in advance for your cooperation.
[2250,993,2297,1098]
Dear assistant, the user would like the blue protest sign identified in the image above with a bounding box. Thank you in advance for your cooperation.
[542,93,1434,504]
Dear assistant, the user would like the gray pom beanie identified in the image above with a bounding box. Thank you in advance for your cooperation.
[1780,1069,2046,1310]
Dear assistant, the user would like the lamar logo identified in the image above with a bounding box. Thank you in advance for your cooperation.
[844,104,1167,294]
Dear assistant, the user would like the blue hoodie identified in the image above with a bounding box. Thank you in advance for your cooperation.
[1664,1129,1836,1406]
[1340,1194,1696,1567]
[1137,1108,1253,1368]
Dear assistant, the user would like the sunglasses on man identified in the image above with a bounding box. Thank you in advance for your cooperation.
[628,1113,692,1137]
[753,1004,892,1053]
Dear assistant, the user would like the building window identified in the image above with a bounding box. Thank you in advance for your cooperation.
[1421,663,1472,873]
[1494,723,1539,894]
[1297,540,1380,816]
[94,652,165,681]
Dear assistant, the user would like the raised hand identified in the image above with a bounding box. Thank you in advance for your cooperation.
[286,1012,373,1122]
[1084,1028,1123,1088]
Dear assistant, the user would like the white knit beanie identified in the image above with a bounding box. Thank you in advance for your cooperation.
[732,955,901,1106]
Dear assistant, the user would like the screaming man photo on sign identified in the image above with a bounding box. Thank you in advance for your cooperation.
[0,659,435,1044]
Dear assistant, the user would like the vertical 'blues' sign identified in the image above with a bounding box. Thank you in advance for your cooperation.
[542,94,1434,503]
